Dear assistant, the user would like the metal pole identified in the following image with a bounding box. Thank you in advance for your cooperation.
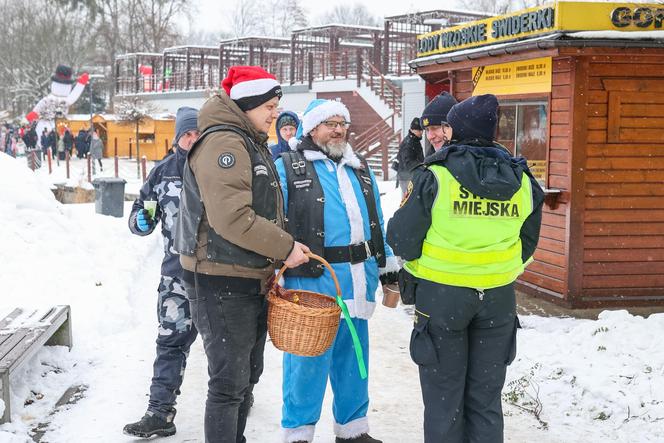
[136,123,140,179]
[141,155,147,182]
[89,79,93,131]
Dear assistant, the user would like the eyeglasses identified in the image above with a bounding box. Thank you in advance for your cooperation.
[321,120,351,130]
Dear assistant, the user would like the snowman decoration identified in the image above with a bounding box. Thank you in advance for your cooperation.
[26,65,89,143]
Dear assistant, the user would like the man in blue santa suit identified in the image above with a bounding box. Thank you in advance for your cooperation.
[275,99,399,443]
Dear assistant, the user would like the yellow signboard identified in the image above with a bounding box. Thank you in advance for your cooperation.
[528,160,547,185]
[417,2,664,58]
[472,57,552,96]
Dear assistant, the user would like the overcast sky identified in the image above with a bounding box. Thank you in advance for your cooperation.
[192,0,467,34]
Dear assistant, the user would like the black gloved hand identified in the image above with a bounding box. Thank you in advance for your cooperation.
[379,271,399,285]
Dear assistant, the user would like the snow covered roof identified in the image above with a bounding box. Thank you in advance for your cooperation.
[385,8,495,21]
[565,30,664,40]
[65,113,174,122]
[116,52,162,60]
[164,44,218,51]
[219,36,291,44]
[293,23,383,34]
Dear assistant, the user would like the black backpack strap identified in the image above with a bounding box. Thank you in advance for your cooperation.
[188,124,256,159]
[282,150,306,177]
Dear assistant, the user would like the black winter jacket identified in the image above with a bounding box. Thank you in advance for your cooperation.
[395,130,424,181]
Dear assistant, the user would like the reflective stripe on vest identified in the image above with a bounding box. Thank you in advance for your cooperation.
[405,165,533,289]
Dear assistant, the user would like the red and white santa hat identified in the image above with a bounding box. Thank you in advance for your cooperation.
[221,66,282,111]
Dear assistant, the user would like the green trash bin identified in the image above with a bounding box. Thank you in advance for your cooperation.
[92,177,127,217]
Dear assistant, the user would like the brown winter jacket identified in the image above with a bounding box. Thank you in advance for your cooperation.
[179,92,294,280]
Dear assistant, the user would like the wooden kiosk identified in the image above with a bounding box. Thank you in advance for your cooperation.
[63,114,175,161]
[411,2,664,307]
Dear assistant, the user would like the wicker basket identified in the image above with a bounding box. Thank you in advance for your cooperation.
[267,253,341,357]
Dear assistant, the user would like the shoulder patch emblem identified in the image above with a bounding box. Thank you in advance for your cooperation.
[218,153,235,168]
[400,181,413,207]
[254,164,268,176]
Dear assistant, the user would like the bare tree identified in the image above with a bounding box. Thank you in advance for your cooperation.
[185,29,232,46]
[458,0,550,15]
[133,0,191,52]
[227,0,263,38]
[54,0,190,100]
[226,0,308,38]
[316,3,382,27]
[456,0,509,15]
[257,0,308,37]
[115,97,157,177]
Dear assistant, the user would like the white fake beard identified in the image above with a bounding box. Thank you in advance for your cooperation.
[320,138,346,160]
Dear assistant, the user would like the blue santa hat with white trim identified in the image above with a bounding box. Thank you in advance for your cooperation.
[297,99,351,138]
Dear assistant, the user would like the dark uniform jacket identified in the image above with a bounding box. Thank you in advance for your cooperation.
[387,140,544,264]
[128,146,188,278]
[395,130,424,181]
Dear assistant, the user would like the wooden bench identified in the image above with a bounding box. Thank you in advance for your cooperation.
[0,306,72,424]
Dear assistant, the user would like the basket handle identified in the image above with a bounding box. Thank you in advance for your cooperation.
[274,252,341,297]
[274,251,367,380]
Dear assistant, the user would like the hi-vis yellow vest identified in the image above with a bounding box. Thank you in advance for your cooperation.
[405,165,533,289]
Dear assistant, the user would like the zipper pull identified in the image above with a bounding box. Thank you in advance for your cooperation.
[476,289,484,301]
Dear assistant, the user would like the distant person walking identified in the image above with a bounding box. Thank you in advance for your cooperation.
[90,130,103,173]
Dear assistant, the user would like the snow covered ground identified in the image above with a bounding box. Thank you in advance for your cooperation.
[1,153,663,442]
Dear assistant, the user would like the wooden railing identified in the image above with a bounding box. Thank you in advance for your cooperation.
[357,55,402,117]
[299,50,359,88]
[350,114,401,178]
[116,70,220,95]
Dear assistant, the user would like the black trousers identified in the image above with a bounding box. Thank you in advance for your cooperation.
[184,273,267,443]
[410,279,518,443]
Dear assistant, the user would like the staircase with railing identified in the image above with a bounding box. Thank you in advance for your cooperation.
[350,114,402,179]
[300,50,403,121]
[351,54,403,179]
[356,55,402,119]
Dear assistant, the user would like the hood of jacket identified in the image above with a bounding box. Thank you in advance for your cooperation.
[198,92,268,144]
[274,111,300,146]
[425,140,525,201]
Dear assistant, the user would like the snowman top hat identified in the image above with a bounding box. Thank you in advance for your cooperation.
[51,65,75,85]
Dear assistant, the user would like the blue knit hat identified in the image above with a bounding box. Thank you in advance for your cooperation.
[446,94,499,142]
[175,107,198,144]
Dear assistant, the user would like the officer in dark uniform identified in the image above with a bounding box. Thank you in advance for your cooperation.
[386,94,544,443]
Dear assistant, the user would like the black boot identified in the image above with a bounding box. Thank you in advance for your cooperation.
[123,412,176,438]
[335,434,382,443]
